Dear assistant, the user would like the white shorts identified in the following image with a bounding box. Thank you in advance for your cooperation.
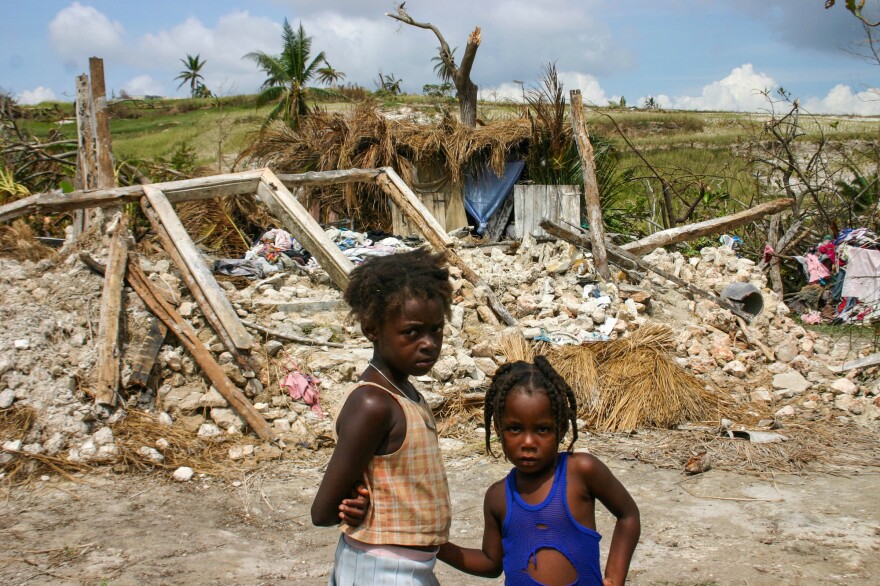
[329,534,440,586]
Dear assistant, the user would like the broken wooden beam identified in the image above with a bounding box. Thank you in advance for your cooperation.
[254,169,355,291]
[276,168,382,187]
[139,194,250,368]
[378,167,453,248]
[621,198,793,256]
[93,212,130,407]
[540,218,755,323]
[376,169,517,326]
[125,316,167,389]
[570,89,609,279]
[142,185,254,351]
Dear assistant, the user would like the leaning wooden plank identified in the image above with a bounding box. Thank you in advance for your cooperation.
[540,219,755,323]
[376,172,517,326]
[379,167,453,247]
[84,253,275,442]
[621,198,793,256]
[254,169,355,291]
[828,352,880,374]
[125,316,167,389]
[570,89,610,279]
[0,170,265,224]
[143,185,254,351]
[276,168,382,187]
[140,195,249,369]
[94,212,130,407]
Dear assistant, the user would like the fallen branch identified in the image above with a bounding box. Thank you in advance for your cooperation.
[241,321,344,348]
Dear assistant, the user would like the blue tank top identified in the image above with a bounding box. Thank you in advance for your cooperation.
[501,452,603,585]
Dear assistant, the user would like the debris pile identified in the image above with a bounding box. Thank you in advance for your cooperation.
[2,225,880,481]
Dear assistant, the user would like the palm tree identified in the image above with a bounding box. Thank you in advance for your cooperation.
[175,54,207,98]
[431,46,456,82]
[316,64,346,87]
[243,19,337,126]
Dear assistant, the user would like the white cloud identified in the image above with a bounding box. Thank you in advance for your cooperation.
[671,64,776,112]
[16,87,57,105]
[48,2,124,66]
[481,71,610,105]
[802,84,880,116]
[123,75,165,98]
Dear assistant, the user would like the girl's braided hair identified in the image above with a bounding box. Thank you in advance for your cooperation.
[484,355,579,456]
[344,247,452,329]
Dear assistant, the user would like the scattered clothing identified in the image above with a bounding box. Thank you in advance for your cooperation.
[841,247,880,304]
[280,363,323,417]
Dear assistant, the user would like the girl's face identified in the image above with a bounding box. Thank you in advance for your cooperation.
[499,388,559,477]
[365,295,445,379]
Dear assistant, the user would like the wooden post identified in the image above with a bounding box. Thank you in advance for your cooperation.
[569,89,609,279]
[126,316,167,389]
[254,169,355,291]
[766,214,784,297]
[94,212,130,407]
[142,185,254,351]
[74,74,97,236]
[620,198,793,256]
[376,170,516,326]
[89,57,115,191]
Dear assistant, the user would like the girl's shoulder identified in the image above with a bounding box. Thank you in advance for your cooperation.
[566,452,613,483]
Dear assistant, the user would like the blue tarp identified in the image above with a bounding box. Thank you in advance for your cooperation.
[464,161,525,235]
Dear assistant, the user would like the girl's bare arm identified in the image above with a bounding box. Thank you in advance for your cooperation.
[438,481,505,578]
[573,454,641,586]
[310,387,393,526]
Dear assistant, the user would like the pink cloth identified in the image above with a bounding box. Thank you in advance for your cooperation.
[763,244,775,264]
[280,368,323,417]
[805,253,830,283]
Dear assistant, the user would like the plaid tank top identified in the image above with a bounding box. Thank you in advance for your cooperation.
[343,382,451,546]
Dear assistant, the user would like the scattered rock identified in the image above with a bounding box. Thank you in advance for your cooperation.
[172,466,194,482]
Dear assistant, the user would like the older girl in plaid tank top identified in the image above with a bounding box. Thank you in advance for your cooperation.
[312,248,453,585]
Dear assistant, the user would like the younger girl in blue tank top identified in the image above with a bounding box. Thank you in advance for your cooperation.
[439,356,641,585]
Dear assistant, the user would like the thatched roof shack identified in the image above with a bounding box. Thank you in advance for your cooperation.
[237,104,535,232]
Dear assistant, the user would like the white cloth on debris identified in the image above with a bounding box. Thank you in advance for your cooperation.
[841,247,880,303]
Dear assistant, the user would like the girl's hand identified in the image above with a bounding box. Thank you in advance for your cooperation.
[338,483,370,526]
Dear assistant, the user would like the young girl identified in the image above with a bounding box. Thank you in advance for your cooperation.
[312,248,453,585]
[438,356,641,586]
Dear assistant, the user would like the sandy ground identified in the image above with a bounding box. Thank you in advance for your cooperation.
[2,440,879,586]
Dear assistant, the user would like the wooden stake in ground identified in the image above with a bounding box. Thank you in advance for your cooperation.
[570,89,609,280]
[93,212,130,407]
[89,57,115,191]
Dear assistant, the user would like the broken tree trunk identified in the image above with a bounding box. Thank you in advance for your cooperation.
[621,198,793,256]
[540,219,755,323]
[376,168,517,326]
[140,194,249,369]
[142,185,254,351]
[93,212,130,407]
[570,89,609,279]
[81,253,275,442]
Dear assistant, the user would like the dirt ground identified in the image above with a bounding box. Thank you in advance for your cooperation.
[2,438,879,586]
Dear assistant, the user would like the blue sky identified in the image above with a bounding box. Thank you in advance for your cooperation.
[2,0,879,114]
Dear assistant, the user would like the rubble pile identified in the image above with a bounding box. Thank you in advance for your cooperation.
[1,233,879,476]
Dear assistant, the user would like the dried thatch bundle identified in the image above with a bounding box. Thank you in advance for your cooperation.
[591,346,723,432]
[499,330,534,363]
[0,219,54,261]
[175,194,276,258]
[237,103,532,228]
[508,323,722,431]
